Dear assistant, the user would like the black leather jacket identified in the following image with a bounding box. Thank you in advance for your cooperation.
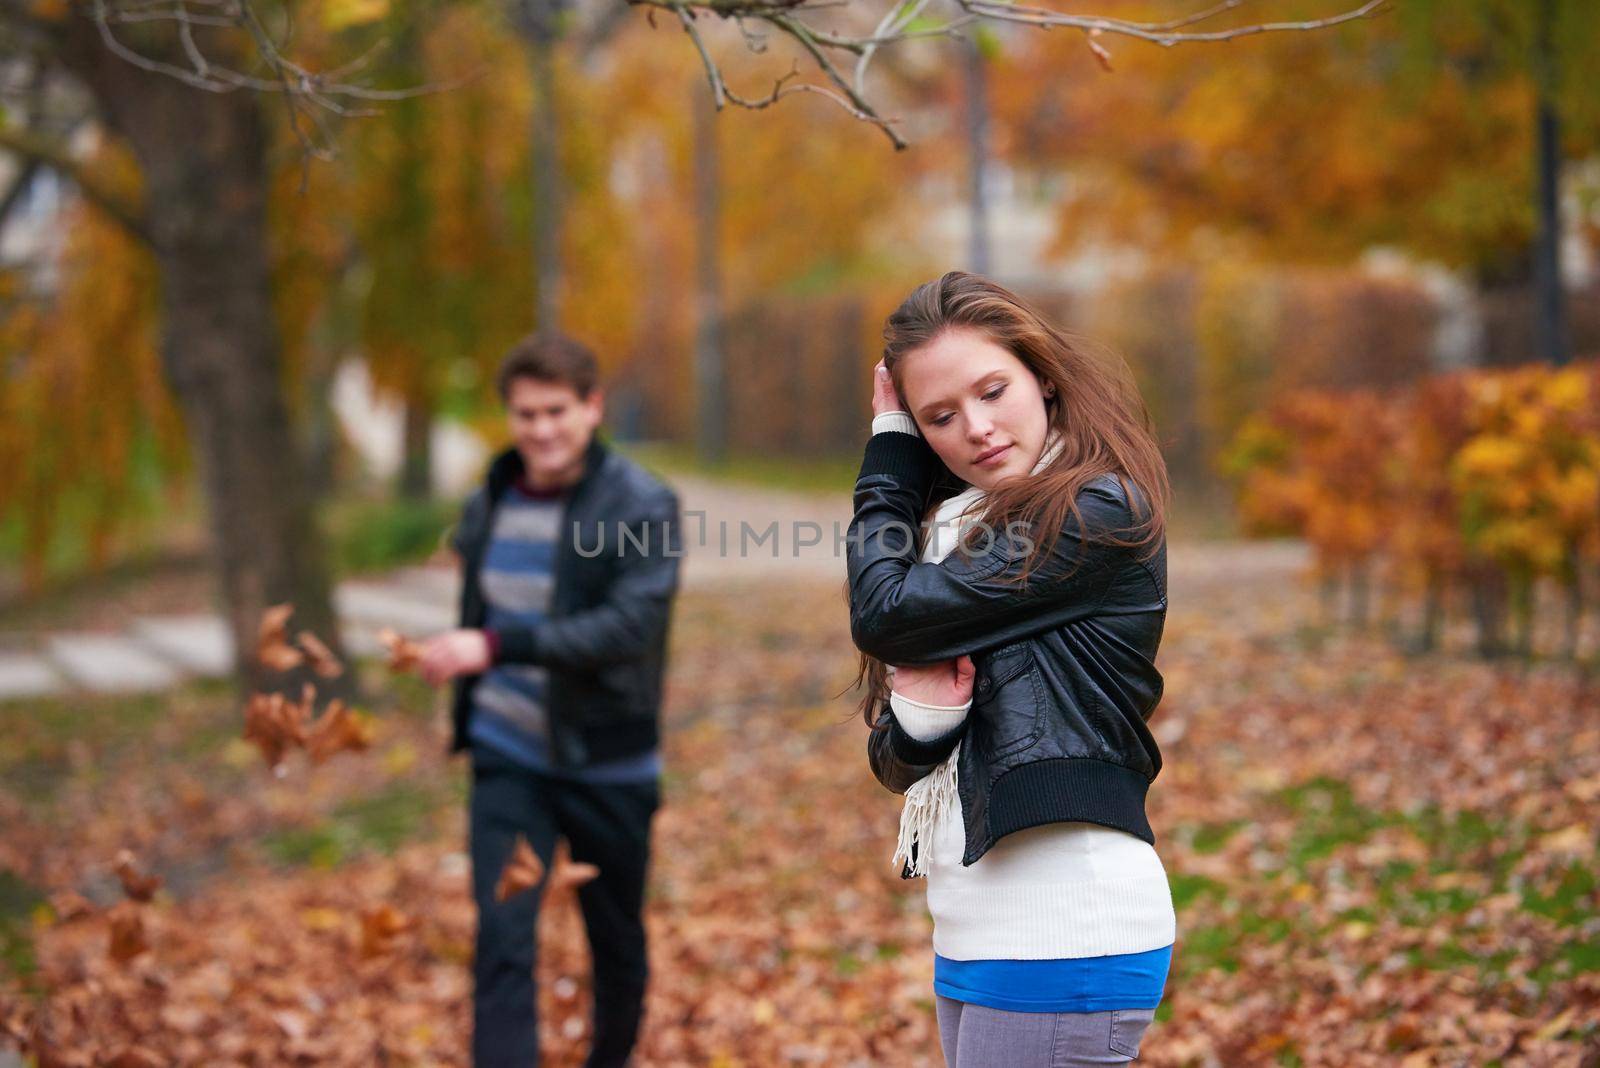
[848,431,1167,869]
[448,436,681,766]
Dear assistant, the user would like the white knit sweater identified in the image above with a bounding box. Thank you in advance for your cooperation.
[872,412,1176,961]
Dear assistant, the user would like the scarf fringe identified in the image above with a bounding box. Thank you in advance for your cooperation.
[892,743,960,878]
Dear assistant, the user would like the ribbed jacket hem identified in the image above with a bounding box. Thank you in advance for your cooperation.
[983,758,1155,856]
[858,431,939,485]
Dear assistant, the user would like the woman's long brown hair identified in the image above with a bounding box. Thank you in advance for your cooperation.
[851,271,1171,727]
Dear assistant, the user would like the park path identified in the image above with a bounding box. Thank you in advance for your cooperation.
[0,474,1306,700]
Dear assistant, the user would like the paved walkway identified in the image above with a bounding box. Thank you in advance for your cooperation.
[0,473,1306,700]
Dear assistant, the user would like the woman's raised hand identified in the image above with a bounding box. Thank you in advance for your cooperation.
[890,655,975,708]
[872,359,903,418]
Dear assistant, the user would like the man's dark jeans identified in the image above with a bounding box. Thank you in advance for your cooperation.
[469,747,659,1068]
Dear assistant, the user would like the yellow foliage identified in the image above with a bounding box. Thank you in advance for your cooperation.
[1227,359,1600,592]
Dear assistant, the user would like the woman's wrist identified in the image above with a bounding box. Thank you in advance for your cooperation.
[890,689,972,740]
[872,411,919,437]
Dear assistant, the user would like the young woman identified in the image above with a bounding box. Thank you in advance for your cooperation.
[847,272,1175,1067]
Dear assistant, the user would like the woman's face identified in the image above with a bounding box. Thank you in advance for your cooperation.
[898,327,1052,491]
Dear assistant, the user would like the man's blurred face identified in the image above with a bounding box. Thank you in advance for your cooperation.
[505,376,603,488]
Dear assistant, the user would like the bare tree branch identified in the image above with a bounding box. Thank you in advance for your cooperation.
[0,123,151,244]
[632,0,1388,146]
[79,0,473,158]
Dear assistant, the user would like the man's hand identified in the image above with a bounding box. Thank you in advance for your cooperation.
[419,629,492,686]
[890,655,975,707]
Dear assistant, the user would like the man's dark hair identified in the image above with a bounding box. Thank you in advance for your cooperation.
[496,332,600,402]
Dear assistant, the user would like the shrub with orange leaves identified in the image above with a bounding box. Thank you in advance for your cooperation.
[1226,358,1600,658]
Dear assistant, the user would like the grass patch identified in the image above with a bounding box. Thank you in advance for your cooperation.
[1176,923,1241,977]
[1186,820,1246,855]
[1275,777,1400,869]
[0,681,238,806]
[260,779,451,870]
[1521,862,1597,927]
[0,867,43,986]
[1170,872,1227,910]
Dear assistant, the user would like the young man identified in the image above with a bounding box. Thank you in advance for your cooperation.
[419,333,682,1068]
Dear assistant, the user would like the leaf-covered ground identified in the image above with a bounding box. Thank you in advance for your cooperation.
[1,546,1596,1066]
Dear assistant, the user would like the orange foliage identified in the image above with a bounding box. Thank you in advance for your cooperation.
[1226,358,1600,648]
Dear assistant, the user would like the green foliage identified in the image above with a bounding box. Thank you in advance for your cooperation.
[261,779,450,869]
[325,495,459,574]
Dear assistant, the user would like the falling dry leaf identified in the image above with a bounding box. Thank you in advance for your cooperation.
[243,691,309,770]
[305,700,374,764]
[379,627,423,673]
[494,835,546,903]
[256,603,305,673]
[113,849,162,902]
[543,844,599,904]
[47,889,94,924]
[358,904,412,959]
[103,1046,164,1068]
[296,630,344,679]
[107,902,148,963]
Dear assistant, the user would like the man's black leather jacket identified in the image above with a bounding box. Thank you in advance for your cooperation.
[848,431,1167,868]
[448,436,681,766]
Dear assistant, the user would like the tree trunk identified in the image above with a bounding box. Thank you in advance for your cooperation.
[1532,0,1570,367]
[399,391,434,500]
[1469,563,1507,659]
[692,80,727,464]
[1560,571,1583,661]
[521,0,563,334]
[1418,568,1443,654]
[70,45,343,691]
[963,35,992,278]
[1348,559,1371,630]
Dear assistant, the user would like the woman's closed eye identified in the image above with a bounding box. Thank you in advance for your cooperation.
[931,384,1007,427]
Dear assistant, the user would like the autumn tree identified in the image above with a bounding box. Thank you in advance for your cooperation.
[985,0,1600,362]
[0,1,400,685]
[0,0,1384,689]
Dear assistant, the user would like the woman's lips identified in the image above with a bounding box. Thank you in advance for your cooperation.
[974,443,1012,467]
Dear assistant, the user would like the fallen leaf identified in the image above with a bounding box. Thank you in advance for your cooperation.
[379,627,423,673]
[113,849,162,902]
[495,835,546,902]
[359,904,412,959]
[544,844,600,902]
[297,630,344,679]
[103,1046,164,1068]
[47,889,94,924]
[305,700,374,764]
[243,691,310,770]
[257,603,304,672]
[1537,824,1593,856]
[107,902,148,963]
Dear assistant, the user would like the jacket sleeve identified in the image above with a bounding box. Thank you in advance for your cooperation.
[866,706,968,795]
[847,432,1137,665]
[492,489,682,671]
[449,488,488,560]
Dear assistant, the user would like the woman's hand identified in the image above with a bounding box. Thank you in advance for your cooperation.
[419,628,492,686]
[890,655,975,707]
[872,359,904,418]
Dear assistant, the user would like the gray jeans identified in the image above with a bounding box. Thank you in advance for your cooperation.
[935,996,1155,1067]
